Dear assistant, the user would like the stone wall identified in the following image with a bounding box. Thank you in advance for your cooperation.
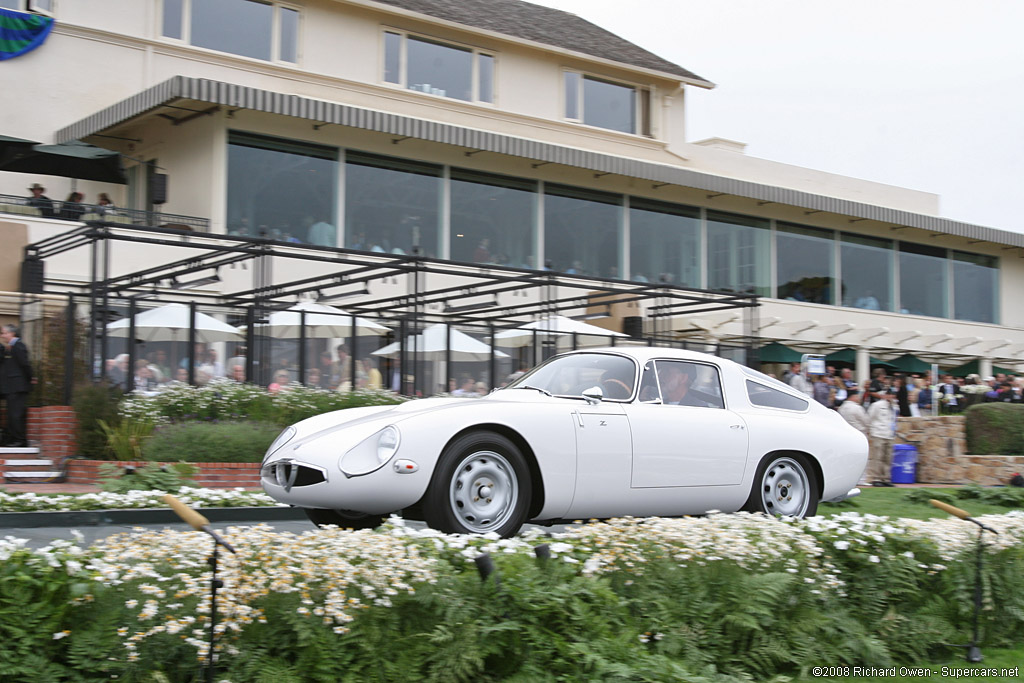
[895,415,1024,485]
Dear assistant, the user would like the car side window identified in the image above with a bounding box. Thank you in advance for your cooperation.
[746,380,809,411]
[654,360,724,409]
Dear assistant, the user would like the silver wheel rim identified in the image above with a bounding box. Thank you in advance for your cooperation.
[448,449,518,533]
[760,457,810,517]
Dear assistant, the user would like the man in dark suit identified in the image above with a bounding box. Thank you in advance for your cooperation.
[0,324,34,447]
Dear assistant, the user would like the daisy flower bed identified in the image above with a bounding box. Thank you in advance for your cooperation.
[2,511,1023,682]
[0,487,282,513]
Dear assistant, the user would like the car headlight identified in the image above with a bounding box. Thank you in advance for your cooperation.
[264,426,296,463]
[339,425,401,478]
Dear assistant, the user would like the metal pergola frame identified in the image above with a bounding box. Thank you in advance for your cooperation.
[24,221,761,397]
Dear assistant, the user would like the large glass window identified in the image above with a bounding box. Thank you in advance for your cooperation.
[450,170,537,268]
[953,251,998,323]
[345,152,442,257]
[776,222,835,304]
[628,198,700,286]
[706,211,770,296]
[840,233,893,311]
[564,72,648,135]
[227,132,338,244]
[899,242,947,318]
[384,31,494,103]
[163,0,298,63]
[544,184,622,278]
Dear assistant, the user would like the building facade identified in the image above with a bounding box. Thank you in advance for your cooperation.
[2,0,1023,384]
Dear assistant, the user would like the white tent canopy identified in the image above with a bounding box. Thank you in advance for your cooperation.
[106,303,243,343]
[373,323,509,361]
[241,301,389,338]
[493,315,627,348]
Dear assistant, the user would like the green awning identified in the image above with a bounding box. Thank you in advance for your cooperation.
[758,342,802,364]
[945,359,1017,377]
[889,354,933,374]
[825,348,896,368]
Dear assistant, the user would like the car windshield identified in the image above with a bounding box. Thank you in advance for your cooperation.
[506,353,637,400]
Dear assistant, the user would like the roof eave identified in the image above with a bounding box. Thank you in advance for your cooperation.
[347,0,714,88]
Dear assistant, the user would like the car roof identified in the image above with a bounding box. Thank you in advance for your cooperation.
[557,346,738,368]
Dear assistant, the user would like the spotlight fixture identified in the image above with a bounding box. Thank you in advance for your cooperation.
[317,286,370,303]
[171,271,221,290]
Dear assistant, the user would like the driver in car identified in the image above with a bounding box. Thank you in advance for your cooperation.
[659,362,709,407]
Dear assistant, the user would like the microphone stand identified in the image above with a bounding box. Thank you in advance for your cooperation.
[162,494,235,682]
[929,499,998,663]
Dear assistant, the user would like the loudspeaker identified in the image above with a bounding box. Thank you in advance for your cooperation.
[149,173,168,205]
[623,316,644,339]
[20,259,44,294]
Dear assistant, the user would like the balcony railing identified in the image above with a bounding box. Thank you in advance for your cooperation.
[0,193,210,232]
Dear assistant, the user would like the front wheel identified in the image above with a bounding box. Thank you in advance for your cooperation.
[304,507,384,530]
[744,453,819,518]
[424,431,531,537]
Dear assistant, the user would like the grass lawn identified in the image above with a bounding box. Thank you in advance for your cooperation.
[794,644,1024,681]
[819,486,1022,520]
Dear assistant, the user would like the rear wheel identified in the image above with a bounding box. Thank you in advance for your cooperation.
[744,453,819,518]
[424,431,531,537]
[304,508,384,530]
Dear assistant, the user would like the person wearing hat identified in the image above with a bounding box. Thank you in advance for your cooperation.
[26,183,55,217]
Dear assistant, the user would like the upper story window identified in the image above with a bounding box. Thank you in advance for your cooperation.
[162,0,299,63]
[0,0,53,13]
[384,30,494,104]
[564,71,651,136]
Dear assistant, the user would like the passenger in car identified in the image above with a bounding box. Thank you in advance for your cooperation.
[659,362,709,407]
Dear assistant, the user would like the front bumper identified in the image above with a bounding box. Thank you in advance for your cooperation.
[261,454,428,515]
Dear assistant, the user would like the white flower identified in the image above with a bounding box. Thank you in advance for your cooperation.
[833,540,850,550]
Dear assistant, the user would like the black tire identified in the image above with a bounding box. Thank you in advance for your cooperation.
[423,431,531,537]
[743,452,819,518]
[304,507,384,530]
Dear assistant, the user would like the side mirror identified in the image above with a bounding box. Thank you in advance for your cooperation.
[582,386,604,405]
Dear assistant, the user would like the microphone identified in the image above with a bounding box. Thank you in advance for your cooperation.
[929,499,999,534]
[163,494,237,553]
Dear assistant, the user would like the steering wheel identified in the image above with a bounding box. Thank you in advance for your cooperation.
[601,378,631,399]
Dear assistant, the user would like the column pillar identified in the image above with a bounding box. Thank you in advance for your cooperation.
[855,347,870,386]
[979,358,993,379]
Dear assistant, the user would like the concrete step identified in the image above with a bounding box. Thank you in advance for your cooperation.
[0,447,41,455]
[5,471,63,479]
[3,459,55,467]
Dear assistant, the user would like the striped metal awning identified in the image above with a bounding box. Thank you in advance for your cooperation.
[56,76,1024,250]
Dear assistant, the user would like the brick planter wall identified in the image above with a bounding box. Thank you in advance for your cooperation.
[65,460,262,488]
[895,415,1024,485]
[26,406,78,459]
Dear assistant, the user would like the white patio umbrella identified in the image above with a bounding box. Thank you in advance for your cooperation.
[106,303,244,342]
[493,315,627,348]
[241,301,389,338]
[372,323,509,361]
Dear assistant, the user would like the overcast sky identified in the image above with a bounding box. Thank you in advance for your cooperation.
[529,0,1024,234]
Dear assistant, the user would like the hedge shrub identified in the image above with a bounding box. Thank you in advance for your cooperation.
[141,421,282,463]
[965,403,1024,455]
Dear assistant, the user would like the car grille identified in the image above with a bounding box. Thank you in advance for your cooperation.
[262,460,326,492]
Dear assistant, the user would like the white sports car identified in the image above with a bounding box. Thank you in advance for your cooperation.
[261,347,867,537]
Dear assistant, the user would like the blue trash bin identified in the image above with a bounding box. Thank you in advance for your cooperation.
[891,444,918,484]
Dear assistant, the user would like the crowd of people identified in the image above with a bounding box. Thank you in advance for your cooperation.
[103,343,386,395]
[777,362,1024,486]
[25,183,117,219]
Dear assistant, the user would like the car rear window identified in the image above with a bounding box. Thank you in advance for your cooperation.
[745,380,808,411]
